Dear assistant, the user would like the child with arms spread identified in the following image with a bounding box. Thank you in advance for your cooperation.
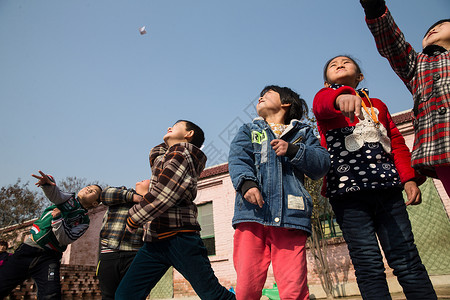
[0,171,101,300]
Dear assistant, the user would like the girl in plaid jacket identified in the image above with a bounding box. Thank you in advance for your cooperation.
[360,0,450,196]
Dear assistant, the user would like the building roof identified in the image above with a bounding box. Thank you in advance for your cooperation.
[391,109,413,124]
[200,163,228,179]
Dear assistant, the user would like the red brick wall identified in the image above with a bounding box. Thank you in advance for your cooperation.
[8,265,101,300]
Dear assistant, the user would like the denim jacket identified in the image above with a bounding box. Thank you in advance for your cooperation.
[228,118,330,233]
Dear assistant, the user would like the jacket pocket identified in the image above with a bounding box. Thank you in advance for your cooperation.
[283,169,312,220]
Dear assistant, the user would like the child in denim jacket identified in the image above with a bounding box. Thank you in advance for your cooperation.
[229,85,330,300]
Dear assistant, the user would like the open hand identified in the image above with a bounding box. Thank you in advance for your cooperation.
[32,170,55,187]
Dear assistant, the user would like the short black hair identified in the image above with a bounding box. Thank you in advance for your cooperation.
[176,120,205,148]
[424,19,450,37]
[93,184,102,201]
[323,55,363,87]
[260,85,308,124]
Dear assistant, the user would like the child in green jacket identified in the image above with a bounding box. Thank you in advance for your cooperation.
[0,170,101,300]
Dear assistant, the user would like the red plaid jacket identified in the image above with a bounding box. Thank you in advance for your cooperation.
[366,8,450,176]
[127,142,206,242]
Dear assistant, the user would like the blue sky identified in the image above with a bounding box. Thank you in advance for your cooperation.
[1,0,449,191]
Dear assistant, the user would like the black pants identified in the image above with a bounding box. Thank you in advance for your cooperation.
[97,251,137,300]
[115,233,235,300]
[330,189,436,300]
[0,243,62,300]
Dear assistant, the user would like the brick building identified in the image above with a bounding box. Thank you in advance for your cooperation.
[2,110,450,299]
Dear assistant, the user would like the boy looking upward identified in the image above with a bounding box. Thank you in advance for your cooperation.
[0,171,101,300]
[116,120,235,300]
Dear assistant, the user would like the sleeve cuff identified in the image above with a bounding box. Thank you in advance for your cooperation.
[126,218,140,229]
[286,143,300,159]
[240,180,258,196]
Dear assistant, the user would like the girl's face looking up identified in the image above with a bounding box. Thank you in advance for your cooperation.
[324,56,364,89]
[422,21,450,50]
[257,90,283,118]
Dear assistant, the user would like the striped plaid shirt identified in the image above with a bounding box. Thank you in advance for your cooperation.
[366,8,450,176]
[127,142,207,242]
[100,186,144,252]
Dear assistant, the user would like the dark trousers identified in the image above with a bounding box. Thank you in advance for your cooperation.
[115,232,235,300]
[330,189,437,300]
[97,251,137,300]
[0,243,62,300]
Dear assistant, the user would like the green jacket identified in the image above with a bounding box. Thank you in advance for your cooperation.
[31,184,90,252]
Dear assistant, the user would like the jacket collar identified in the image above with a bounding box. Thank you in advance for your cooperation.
[252,117,303,138]
[423,44,447,56]
[329,84,370,97]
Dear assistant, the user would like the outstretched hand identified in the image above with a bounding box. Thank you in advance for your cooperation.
[32,170,55,187]
[359,0,373,6]
[359,0,386,19]
[336,94,365,123]
[359,0,385,8]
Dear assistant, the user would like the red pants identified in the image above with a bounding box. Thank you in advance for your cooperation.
[233,222,309,300]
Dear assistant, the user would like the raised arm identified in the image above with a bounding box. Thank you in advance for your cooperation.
[149,143,169,168]
[101,186,140,206]
[32,170,73,205]
[360,0,418,84]
[360,0,386,19]
[127,147,193,229]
